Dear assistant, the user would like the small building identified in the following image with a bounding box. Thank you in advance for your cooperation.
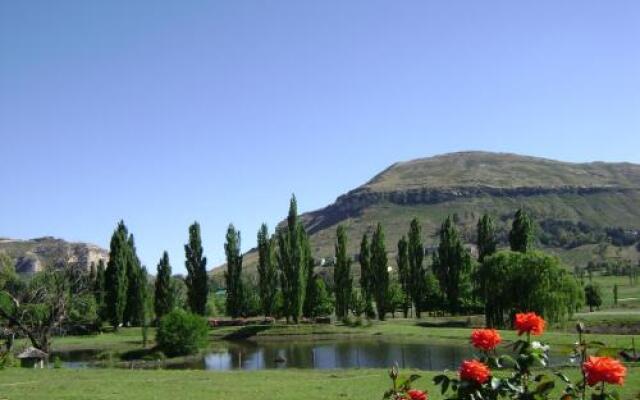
[16,347,47,368]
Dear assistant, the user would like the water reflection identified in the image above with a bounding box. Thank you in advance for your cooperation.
[184,339,479,371]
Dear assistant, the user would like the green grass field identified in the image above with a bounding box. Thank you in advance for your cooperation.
[0,366,638,400]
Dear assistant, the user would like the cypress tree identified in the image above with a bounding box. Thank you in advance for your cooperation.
[509,209,535,252]
[433,216,472,315]
[185,222,208,315]
[359,234,375,318]
[613,284,618,305]
[257,224,278,317]
[370,223,389,320]
[277,195,307,323]
[396,236,411,318]
[477,214,497,262]
[407,218,426,318]
[154,251,174,321]
[224,224,244,318]
[333,225,352,319]
[105,221,129,329]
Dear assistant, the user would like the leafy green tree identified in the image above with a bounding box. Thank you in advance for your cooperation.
[396,236,411,318]
[387,280,405,318]
[584,283,603,312]
[105,221,129,329]
[224,224,244,318]
[408,218,426,318]
[509,209,535,252]
[480,250,583,326]
[277,195,308,323]
[421,268,442,313]
[313,277,334,317]
[185,222,208,315]
[154,251,174,321]
[257,224,278,317]
[334,225,352,319]
[350,289,367,317]
[432,216,472,315]
[370,223,389,320]
[359,234,375,318]
[477,214,497,262]
[0,266,91,353]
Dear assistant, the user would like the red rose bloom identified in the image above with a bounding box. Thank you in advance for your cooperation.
[514,312,545,336]
[406,389,427,400]
[459,359,490,384]
[470,329,502,351]
[582,356,626,386]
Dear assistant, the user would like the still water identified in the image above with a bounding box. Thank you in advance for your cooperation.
[54,339,568,371]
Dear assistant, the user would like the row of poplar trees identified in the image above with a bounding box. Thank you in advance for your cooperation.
[225,195,319,323]
[224,196,546,323]
[96,220,210,329]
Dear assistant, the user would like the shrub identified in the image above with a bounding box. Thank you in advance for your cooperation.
[156,309,209,357]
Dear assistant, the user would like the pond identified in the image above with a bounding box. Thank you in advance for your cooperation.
[54,339,571,371]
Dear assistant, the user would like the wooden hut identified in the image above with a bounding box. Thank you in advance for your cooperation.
[16,347,47,368]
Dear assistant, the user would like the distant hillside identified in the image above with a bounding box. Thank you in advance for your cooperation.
[213,151,640,280]
[0,237,108,274]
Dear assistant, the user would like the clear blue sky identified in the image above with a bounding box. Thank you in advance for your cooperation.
[1,1,639,273]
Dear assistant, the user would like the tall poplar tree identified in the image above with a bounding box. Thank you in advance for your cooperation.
[185,222,208,315]
[509,209,535,253]
[302,229,316,319]
[370,223,389,320]
[94,259,107,323]
[477,214,497,262]
[105,221,129,329]
[224,224,244,318]
[257,224,278,317]
[432,216,473,315]
[359,234,375,318]
[154,251,174,321]
[396,236,411,318]
[334,225,352,319]
[407,218,426,318]
[277,195,307,323]
[124,234,146,326]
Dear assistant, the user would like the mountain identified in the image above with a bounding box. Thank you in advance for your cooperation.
[213,151,640,278]
[0,237,109,274]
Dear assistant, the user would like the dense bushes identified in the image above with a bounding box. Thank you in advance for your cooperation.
[156,309,208,357]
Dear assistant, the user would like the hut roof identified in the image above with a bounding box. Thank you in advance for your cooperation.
[16,347,47,359]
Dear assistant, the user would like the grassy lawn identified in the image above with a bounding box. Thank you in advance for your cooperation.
[0,366,638,400]
[34,316,638,356]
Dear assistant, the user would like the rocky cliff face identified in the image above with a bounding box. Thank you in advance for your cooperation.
[0,237,109,274]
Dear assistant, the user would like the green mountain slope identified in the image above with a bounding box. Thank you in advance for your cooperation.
[213,152,640,278]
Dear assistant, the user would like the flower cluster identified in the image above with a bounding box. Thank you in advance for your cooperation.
[582,356,626,386]
[514,312,545,336]
[385,311,629,400]
[458,359,490,384]
[470,328,501,352]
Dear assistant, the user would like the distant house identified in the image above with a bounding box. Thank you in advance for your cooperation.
[16,347,47,368]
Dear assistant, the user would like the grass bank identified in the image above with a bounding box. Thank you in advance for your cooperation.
[0,366,638,400]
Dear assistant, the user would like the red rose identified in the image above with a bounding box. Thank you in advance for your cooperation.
[458,359,490,384]
[514,312,545,336]
[582,356,626,386]
[406,389,427,400]
[470,329,502,351]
